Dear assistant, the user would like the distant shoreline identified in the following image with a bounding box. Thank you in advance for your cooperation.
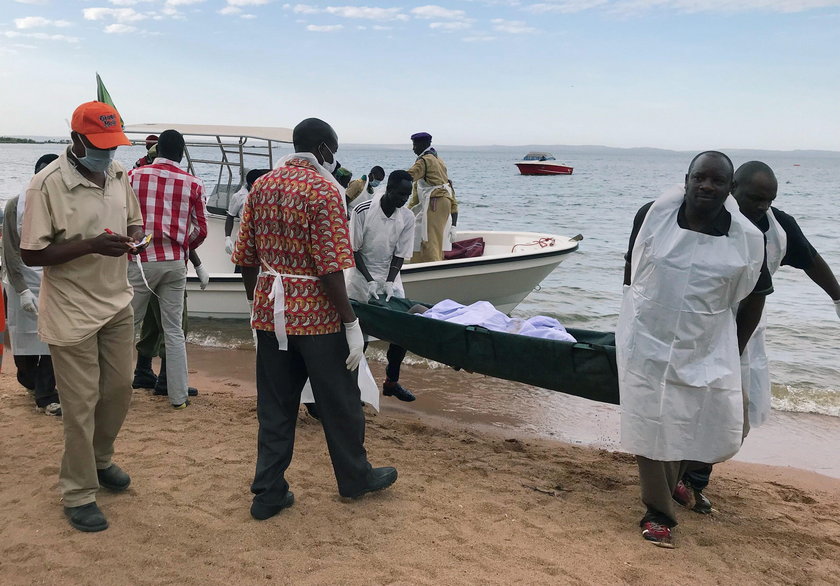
[0,136,69,145]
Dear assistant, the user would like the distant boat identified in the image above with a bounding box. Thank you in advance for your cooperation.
[515,152,573,176]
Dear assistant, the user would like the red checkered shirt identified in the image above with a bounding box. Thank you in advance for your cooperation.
[128,158,208,262]
[231,157,354,335]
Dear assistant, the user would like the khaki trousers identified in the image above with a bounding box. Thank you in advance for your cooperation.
[50,304,134,507]
[411,196,451,263]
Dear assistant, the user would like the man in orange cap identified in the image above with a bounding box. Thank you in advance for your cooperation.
[21,101,148,533]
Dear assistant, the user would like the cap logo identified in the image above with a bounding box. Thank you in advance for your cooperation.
[99,113,117,128]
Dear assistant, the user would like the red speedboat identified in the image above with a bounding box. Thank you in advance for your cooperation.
[515,152,573,175]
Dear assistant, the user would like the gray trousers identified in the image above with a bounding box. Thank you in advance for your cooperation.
[637,456,708,527]
[129,260,188,405]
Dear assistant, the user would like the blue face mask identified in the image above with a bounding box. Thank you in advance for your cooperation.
[369,179,381,187]
[77,144,116,173]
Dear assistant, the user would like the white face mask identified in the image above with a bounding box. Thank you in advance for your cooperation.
[319,143,338,173]
[369,179,381,187]
[77,144,116,173]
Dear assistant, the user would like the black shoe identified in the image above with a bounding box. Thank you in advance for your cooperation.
[64,502,108,532]
[250,491,295,520]
[153,385,198,397]
[342,466,398,499]
[383,381,416,402]
[305,403,320,420]
[97,464,131,492]
[133,369,158,389]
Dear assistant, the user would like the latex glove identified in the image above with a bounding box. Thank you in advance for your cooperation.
[367,280,380,300]
[195,263,209,290]
[20,289,38,315]
[448,226,458,243]
[344,319,364,371]
[225,236,234,256]
[248,299,258,349]
[384,281,395,302]
[834,299,840,319]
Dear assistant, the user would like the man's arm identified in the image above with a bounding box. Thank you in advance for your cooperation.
[353,251,375,283]
[387,256,404,283]
[320,270,356,323]
[188,187,208,249]
[22,233,134,266]
[225,214,235,238]
[241,265,258,301]
[736,293,766,355]
[804,254,840,301]
[2,201,28,294]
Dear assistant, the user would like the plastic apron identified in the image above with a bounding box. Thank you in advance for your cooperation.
[347,193,407,302]
[5,192,49,356]
[412,179,453,253]
[617,191,764,463]
[264,154,380,411]
[741,209,786,428]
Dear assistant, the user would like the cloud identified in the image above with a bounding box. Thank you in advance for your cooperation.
[286,3,320,14]
[463,34,496,42]
[14,16,72,29]
[82,7,148,22]
[3,30,80,43]
[13,0,49,4]
[105,23,138,33]
[227,0,270,5]
[524,0,607,13]
[430,20,473,30]
[324,6,408,20]
[491,18,538,33]
[306,23,344,31]
[522,0,840,14]
[166,0,206,5]
[410,5,467,19]
[219,6,241,14]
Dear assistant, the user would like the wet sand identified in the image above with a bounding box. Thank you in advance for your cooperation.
[1,345,839,584]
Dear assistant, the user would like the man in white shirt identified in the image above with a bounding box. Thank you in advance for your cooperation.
[348,170,417,401]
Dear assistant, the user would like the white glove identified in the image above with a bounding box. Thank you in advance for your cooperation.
[248,299,257,349]
[367,280,380,300]
[195,263,209,290]
[20,289,38,315]
[344,319,364,371]
[225,236,234,256]
[384,281,395,302]
[448,226,458,243]
[834,299,840,319]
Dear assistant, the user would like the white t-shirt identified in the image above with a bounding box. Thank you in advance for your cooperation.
[227,186,249,218]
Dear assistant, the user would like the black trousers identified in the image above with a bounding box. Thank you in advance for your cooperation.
[15,355,59,408]
[251,330,372,503]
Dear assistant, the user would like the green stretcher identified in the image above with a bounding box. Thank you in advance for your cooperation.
[351,298,619,405]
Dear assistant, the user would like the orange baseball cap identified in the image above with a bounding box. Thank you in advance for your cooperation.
[71,101,131,149]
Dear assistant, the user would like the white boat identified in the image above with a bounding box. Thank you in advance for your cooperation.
[123,124,581,319]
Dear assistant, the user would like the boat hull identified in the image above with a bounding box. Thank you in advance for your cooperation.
[515,162,574,175]
[186,215,579,318]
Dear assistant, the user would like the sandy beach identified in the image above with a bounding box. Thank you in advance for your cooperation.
[1,345,839,585]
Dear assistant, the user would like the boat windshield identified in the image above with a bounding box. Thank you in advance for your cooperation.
[523,152,555,161]
[124,124,293,214]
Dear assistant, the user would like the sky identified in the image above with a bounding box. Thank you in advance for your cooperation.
[1,0,839,151]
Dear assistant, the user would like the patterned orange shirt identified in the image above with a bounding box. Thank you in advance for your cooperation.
[231,158,354,335]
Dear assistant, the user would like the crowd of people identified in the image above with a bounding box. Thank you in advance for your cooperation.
[3,101,839,548]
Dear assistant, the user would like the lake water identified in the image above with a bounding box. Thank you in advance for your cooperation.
[3,141,840,420]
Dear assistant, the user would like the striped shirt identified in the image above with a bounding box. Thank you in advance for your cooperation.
[128,157,208,262]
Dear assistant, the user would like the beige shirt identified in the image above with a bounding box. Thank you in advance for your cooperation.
[345,177,368,203]
[407,152,458,213]
[20,149,143,346]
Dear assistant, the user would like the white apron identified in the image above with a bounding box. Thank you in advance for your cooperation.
[412,178,453,253]
[741,209,786,428]
[5,192,49,356]
[260,158,379,410]
[347,193,407,302]
[617,191,764,463]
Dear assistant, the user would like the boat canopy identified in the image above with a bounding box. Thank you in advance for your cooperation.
[523,152,556,161]
[123,123,294,214]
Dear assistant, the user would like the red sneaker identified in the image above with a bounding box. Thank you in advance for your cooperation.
[673,480,696,510]
[641,521,675,548]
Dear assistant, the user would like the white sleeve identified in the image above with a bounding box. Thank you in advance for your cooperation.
[395,212,416,259]
[351,208,365,252]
